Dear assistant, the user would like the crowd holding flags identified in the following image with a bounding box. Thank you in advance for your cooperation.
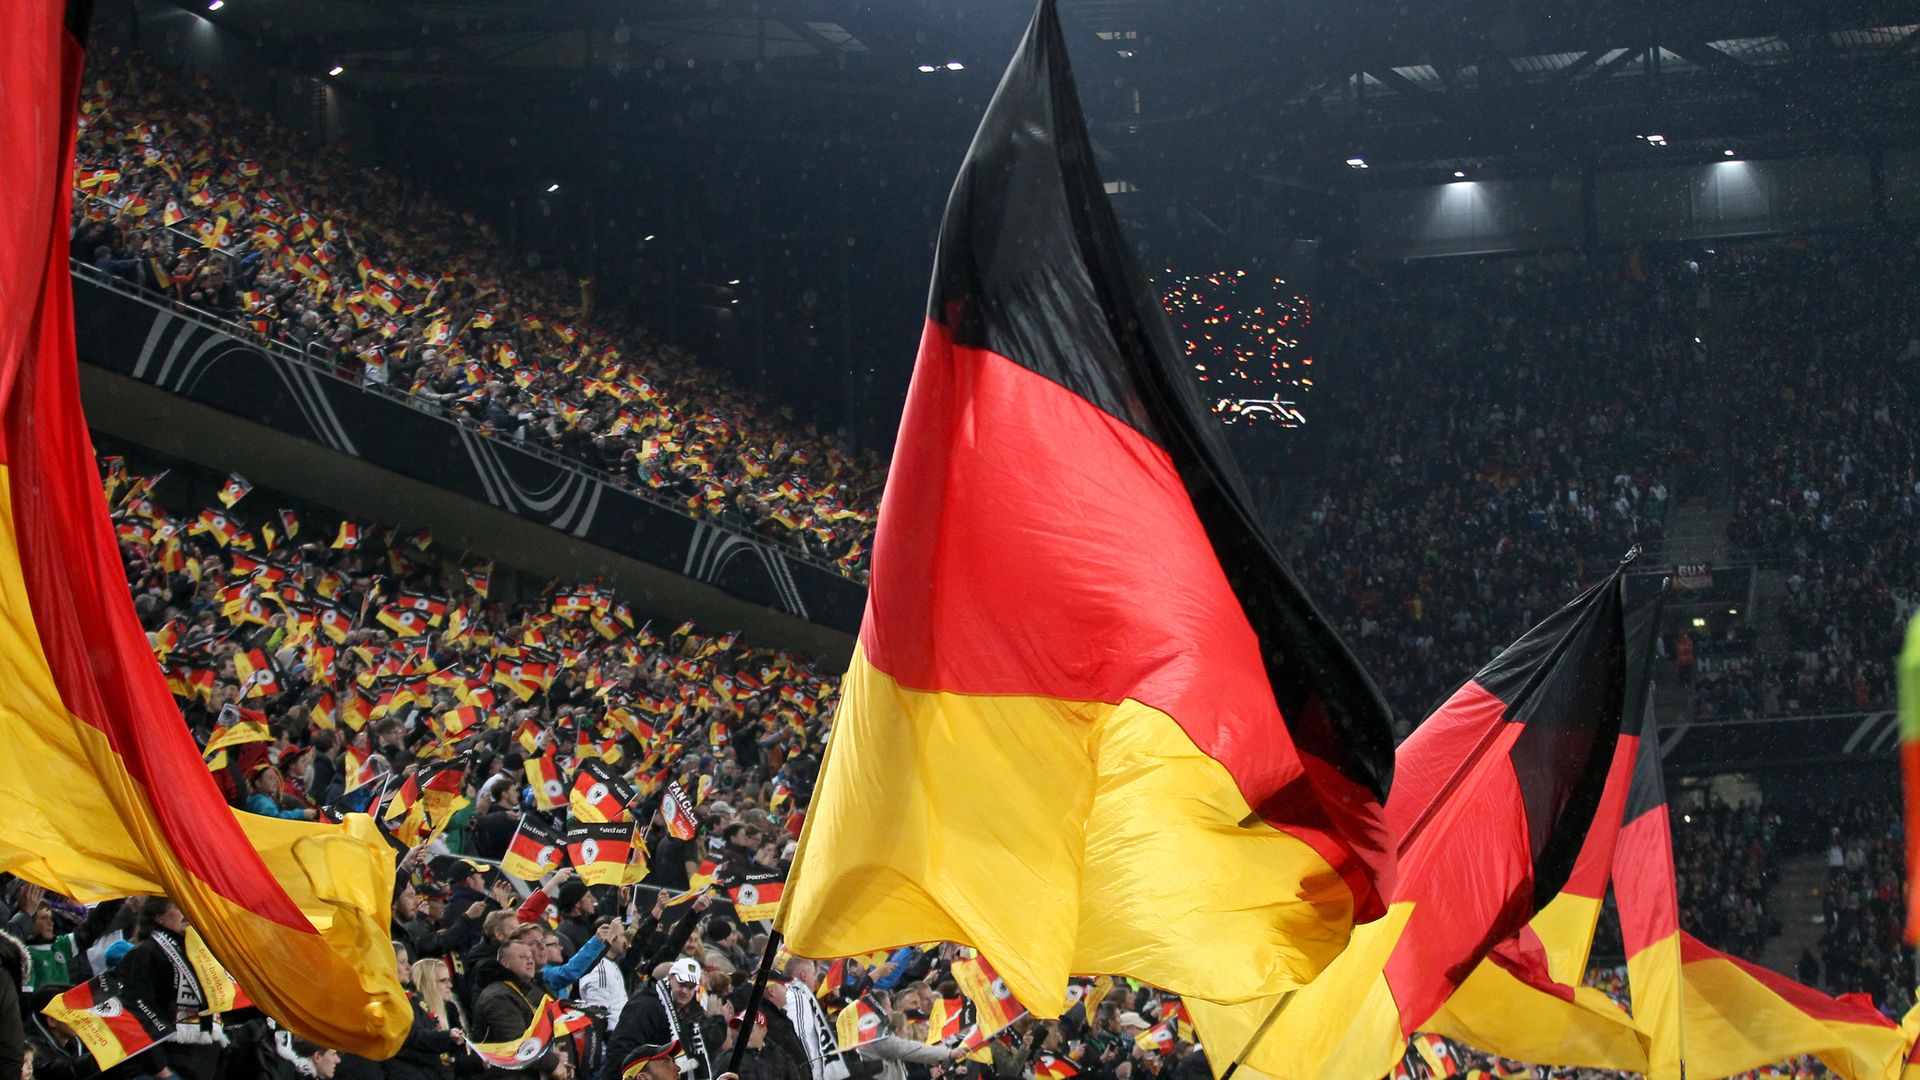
[20,0,1920,1076]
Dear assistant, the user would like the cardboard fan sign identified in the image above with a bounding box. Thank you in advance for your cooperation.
[662,780,698,840]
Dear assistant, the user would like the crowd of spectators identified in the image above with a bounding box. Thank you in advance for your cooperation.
[68,48,881,579]
[1672,800,1781,961]
[0,454,1229,1080]
[1792,798,1913,1014]
[1715,241,1920,721]
[1291,256,1689,728]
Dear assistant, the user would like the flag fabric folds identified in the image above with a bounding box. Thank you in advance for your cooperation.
[1187,567,1630,1080]
[1422,598,1667,1072]
[776,0,1396,1016]
[1427,596,1917,1080]
[0,3,407,1058]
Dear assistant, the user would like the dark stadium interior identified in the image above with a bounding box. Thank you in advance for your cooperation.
[13,0,1920,1076]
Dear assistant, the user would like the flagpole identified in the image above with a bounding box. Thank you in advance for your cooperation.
[1215,989,1294,1080]
[727,929,784,1077]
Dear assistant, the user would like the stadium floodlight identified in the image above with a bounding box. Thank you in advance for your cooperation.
[1345,157,1368,168]
[328,65,345,76]
[728,278,741,285]
[207,0,224,10]
[946,61,965,70]
[1453,169,1466,178]
[918,64,939,72]
[1724,148,1736,157]
[547,183,561,193]
[644,235,656,241]
[1642,133,1666,146]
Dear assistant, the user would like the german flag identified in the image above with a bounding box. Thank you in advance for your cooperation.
[1187,567,1631,1080]
[340,744,380,795]
[1422,600,1669,1071]
[316,600,353,643]
[952,955,1025,1039]
[216,473,251,508]
[727,867,786,921]
[340,686,374,732]
[471,996,559,1069]
[204,707,273,755]
[926,996,965,1044]
[1035,1057,1078,1080]
[571,760,633,823]
[234,647,283,698]
[43,972,174,1069]
[527,750,566,811]
[433,706,483,744]
[376,606,428,638]
[502,815,563,881]
[0,7,407,1056]
[835,995,888,1052]
[189,507,240,546]
[566,820,638,887]
[331,520,361,549]
[775,0,1394,1014]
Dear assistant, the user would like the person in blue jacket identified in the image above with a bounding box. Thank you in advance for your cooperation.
[534,920,616,997]
[244,763,318,821]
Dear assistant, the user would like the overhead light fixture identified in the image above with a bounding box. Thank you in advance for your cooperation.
[1345,157,1368,169]
[917,64,938,72]
[729,299,740,304]
[547,183,560,193]
[1723,148,1736,157]
[1453,169,1467,178]
[207,0,224,9]
[1641,133,1666,146]
[727,278,741,285]
[328,65,344,77]
[946,61,965,70]
[643,234,656,241]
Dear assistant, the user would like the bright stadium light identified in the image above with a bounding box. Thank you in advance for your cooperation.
[1345,157,1368,169]
[728,278,741,285]
[328,64,344,77]
[918,64,938,72]
[547,183,561,193]
[644,234,656,241]
[1453,169,1467,178]
[207,0,224,10]
[1724,148,1736,157]
[1641,133,1666,146]
[946,61,965,70]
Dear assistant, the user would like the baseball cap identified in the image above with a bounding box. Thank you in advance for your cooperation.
[620,1041,682,1080]
[669,957,702,985]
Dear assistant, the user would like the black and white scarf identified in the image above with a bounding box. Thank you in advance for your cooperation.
[153,929,225,1046]
[654,980,711,1080]
[793,989,837,1072]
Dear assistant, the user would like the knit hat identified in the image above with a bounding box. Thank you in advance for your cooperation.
[557,879,590,912]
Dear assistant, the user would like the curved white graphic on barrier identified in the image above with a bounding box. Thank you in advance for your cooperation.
[455,426,604,535]
[683,523,808,618]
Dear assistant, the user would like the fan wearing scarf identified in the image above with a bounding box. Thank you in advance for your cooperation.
[601,959,713,1080]
[109,899,226,1080]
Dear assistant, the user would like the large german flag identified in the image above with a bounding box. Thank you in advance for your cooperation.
[0,3,407,1057]
[1422,599,1666,1072]
[1433,597,1914,1080]
[774,0,1396,1014]
[1188,568,1629,1080]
